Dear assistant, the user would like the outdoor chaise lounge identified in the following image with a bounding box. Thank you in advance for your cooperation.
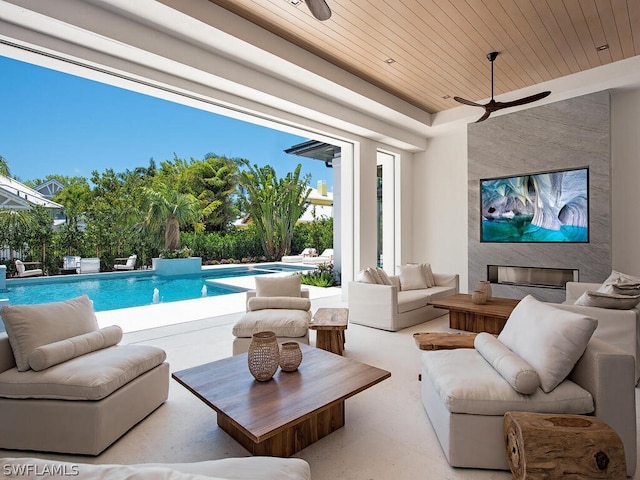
[281,248,316,263]
[302,248,333,265]
[78,257,100,274]
[114,254,137,271]
[14,260,43,278]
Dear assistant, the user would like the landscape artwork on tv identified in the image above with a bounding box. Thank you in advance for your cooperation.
[480,167,589,243]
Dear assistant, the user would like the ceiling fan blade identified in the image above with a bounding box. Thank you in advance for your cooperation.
[475,110,492,123]
[305,0,331,21]
[454,96,484,108]
[494,91,551,110]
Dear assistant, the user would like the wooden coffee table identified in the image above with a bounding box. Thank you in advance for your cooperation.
[172,344,390,456]
[428,293,520,334]
[310,307,349,355]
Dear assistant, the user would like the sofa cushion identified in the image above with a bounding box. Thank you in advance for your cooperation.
[398,264,428,290]
[255,276,301,297]
[232,310,310,338]
[0,456,312,480]
[247,297,310,312]
[28,325,123,371]
[422,349,594,416]
[575,290,640,310]
[0,458,216,480]
[498,295,597,393]
[1,295,99,372]
[0,345,166,400]
[421,263,435,287]
[396,290,430,313]
[474,332,540,394]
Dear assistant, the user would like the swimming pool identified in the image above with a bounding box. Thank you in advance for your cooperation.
[2,263,315,312]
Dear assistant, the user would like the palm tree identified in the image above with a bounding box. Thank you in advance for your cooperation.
[237,161,310,260]
[141,184,202,251]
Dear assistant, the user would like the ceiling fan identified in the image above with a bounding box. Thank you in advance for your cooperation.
[454,51,551,123]
[294,0,331,21]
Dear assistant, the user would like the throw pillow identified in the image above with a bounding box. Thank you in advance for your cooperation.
[28,325,123,371]
[421,263,435,287]
[598,270,640,295]
[574,291,640,310]
[255,275,301,298]
[498,295,597,393]
[374,267,393,286]
[397,264,428,290]
[247,296,311,312]
[474,332,540,394]
[0,294,99,372]
[367,267,384,284]
[356,269,376,284]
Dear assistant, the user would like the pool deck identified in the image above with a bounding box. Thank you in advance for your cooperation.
[96,269,341,333]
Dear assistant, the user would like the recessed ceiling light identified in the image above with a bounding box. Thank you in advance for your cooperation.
[596,44,609,51]
[385,58,396,64]
[442,95,451,99]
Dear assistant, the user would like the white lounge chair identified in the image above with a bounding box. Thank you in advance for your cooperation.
[303,248,333,265]
[15,260,43,278]
[78,257,100,274]
[114,254,137,271]
[281,248,316,263]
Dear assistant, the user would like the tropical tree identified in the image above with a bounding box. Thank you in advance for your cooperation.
[237,161,311,260]
[178,154,239,231]
[140,183,202,251]
[0,208,32,261]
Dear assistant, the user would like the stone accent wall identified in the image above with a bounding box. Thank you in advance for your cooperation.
[468,91,611,303]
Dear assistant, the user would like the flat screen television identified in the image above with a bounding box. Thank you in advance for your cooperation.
[480,167,589,243]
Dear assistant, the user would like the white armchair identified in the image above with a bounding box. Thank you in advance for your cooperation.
[114,254,137,271]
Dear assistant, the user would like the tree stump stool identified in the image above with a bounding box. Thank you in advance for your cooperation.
[504,411,626,480]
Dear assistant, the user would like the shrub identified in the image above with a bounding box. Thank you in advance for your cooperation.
[299,262,337,287]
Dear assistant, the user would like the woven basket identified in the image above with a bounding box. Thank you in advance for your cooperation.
[247,331,280,381]
[279,342,303,372]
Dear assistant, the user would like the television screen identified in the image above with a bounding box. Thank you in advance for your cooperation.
[480,167,589,243]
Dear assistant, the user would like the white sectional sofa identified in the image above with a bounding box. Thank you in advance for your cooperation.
[0,456,311,480]
[553,281,640,384]
[421,296,637,476]
[348,266,459,331]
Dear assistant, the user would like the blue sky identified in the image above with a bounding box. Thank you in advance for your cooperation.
[0,55,333,190]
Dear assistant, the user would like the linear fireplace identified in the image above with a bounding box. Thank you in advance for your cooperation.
[487,265,578,289]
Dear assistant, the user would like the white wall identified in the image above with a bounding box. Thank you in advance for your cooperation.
[611,88,640,275]
[412,125,469,291]
[413,86,640,292]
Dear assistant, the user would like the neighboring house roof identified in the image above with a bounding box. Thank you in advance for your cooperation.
[34,178,65,199]
[0,175,63,210]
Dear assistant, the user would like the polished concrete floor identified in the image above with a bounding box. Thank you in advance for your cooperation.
[2,293,639,480]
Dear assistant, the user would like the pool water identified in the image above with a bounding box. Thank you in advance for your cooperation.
[3,264,315,312]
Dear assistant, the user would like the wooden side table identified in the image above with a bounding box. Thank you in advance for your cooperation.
[310,308,349,355]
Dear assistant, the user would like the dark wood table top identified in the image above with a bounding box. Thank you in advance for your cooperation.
[428,293,520,319]
[172,344,390,443]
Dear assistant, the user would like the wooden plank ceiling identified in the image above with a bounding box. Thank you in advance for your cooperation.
[206,0,640,114]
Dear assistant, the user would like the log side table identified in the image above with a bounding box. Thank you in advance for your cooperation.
[310,307,349,355]
[504,411,626,480]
